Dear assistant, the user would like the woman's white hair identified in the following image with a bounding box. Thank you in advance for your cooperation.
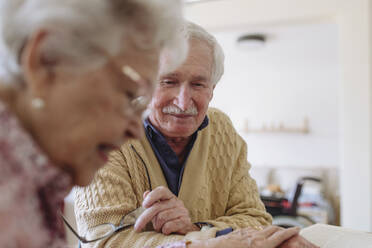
[185,22,224,85]
[0,0,188,85]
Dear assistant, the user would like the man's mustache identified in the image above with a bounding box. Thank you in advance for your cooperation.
[162,104,198,116]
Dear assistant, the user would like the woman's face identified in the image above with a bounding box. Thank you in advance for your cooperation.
[27,41,159,186]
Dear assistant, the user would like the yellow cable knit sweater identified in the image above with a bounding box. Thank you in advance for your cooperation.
[74,108,272,248]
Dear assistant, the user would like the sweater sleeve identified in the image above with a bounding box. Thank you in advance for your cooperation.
[198,136,272,230]
[74,150,217,248]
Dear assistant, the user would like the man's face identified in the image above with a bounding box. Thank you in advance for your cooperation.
[148,38,214,138]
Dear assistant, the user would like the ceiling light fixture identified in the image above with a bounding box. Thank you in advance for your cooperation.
[236,34,267,50]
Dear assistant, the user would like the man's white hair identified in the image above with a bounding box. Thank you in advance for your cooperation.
[185,22,224,85]
[0,0,188,85]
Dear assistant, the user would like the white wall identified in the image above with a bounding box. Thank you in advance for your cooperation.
[186,0,372,231]
[337,0,372,232]
[210,23,339,167]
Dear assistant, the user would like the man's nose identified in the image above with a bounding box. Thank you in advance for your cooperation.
[173,84,192,111]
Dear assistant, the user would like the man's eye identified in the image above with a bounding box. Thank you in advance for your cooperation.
[192,82,204,87]
[161,80,177,85]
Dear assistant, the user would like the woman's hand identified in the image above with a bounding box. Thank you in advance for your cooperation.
[189,226,300,248]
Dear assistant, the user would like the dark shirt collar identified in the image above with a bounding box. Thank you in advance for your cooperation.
[143,115,209,195]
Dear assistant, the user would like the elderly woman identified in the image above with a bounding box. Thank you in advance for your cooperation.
[0,0,187,247]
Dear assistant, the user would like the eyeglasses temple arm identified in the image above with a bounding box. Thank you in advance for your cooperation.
[59,212,88,243]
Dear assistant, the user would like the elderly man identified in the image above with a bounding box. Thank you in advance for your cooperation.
[75,22,316,248]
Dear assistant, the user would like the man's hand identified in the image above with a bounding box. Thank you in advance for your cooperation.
[134,186,199,235]
[278,234,319,248]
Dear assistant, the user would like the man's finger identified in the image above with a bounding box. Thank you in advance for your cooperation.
[143,190,150,199]
[153,208,184,231]
[267,227,300,248]
[134,200,174,232]
[161,217,185,235]
[142,186,175,208]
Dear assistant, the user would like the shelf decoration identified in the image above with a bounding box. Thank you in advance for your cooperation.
[243,117,310,134]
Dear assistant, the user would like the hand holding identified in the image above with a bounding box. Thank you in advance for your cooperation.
[134,186,198,235]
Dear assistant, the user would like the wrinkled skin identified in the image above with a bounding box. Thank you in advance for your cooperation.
[134,186,198,235]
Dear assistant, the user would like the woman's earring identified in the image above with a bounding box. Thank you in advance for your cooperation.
[31,98,45,109]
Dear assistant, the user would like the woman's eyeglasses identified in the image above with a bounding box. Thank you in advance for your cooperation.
[60,207,145,247]
[61,145,152,247]
[122,65,153,118]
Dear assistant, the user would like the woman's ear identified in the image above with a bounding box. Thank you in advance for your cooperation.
[20,30,53,97]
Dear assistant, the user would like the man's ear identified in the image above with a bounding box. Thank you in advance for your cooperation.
[20,30,54,97]
[208,83,215,102]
